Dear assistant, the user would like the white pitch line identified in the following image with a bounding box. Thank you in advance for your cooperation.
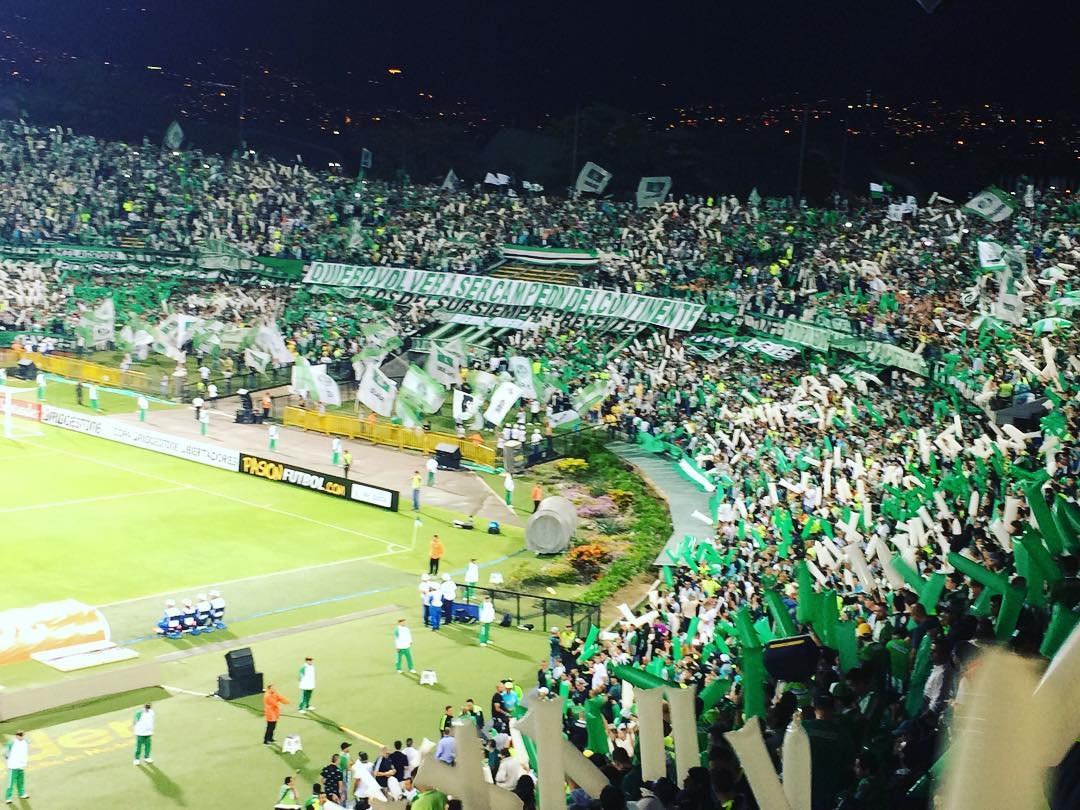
[100,546,403,608]
[22,437,407,551]
[0,486,187,514]
[0,450,59,462]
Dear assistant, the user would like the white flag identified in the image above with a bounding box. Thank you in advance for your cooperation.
[255,325,294,365]
[483,172,511,186]
[964,187,1017,223]
[575,162,612,194]
[441,169,459,191]
[164,120,184,150]
[469,369,499,399]
[427,343,461,386]
[978,240,1007,270]
[452,388,481,422]
[507,356,538,401]
[77,298,116,349]
[291,358,342,406]
[358,363,397,417]
[244,347,271,373]
[400,364,446,414]
[636,176,672,208]
[483,381,522,427]
[547,409,580,428]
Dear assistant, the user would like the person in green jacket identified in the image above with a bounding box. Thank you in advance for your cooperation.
[298,657,316,713]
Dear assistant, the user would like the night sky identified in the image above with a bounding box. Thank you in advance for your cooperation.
[3,0,1075,113]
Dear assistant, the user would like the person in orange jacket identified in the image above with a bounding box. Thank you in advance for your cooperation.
[428,534,445,575]
[263,683,289,745]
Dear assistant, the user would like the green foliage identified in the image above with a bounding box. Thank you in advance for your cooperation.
[570,445,672,605]
[504,559,579,590]
[593,517,626,535]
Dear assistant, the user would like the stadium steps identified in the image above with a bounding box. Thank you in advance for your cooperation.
[489,263,582,286]
[118,234,147,249]
[608,441,714,565]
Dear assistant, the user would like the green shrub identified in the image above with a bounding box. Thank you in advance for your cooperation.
[593,517,626,535]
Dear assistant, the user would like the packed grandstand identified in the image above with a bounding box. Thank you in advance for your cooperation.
[1,119,1078,809]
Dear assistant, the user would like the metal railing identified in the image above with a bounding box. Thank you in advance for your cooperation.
[282,405,498,467]
[1,347,354,402]
[8,351,158,394]
[460,586,600,638]
[510,423,604,469]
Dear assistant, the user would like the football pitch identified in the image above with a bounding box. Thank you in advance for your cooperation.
[0,419,550,808]
[0,422,524,611]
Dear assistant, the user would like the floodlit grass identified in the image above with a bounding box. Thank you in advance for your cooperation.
[2,611,547,809]
[0,424,526,609]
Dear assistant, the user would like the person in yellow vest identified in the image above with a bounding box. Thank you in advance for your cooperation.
[411,470,422,511]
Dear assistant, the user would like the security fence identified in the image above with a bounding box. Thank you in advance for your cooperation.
[282,405,498,468]
[459,586,601,638]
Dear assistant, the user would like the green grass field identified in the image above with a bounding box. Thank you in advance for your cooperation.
[0,415,552,808]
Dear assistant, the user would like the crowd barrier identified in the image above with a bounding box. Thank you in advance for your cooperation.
[460,586,601,638]
[282,406,498,468]
[7,350,157,394]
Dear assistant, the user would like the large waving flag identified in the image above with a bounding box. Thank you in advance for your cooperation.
[964,187,1017,223]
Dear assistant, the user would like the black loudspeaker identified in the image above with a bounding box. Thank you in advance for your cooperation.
[217,672,264,700]
[435,442,462,471]
[234,408,256,424]
[763,635,820,682]
[225,647,256,678]
[994,398,1048,435]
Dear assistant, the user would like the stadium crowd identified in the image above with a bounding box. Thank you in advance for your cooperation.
[0,121,1078,809]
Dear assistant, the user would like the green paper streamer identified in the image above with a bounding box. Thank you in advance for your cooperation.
[1052,496,1080,554]
[904,634,933,718]
[765,590,798,638]
[887,639,911,683]
[1012,539,1045,609]
[836,620,859,673]
[753,617,776,643]
[818,589,839,648]
[520,731,539,773]
[700,677,732,710]
[918,573,946,615]
[1039,603,1080,659]
[795,562,817,624]
[1024,482,1064,556]
[946,552,1010,593]
[585,693,610,755]
[891,554,926,593]
[994,586,1024,642]
[740,646,767,720]
[970,587,993,617]
[734,606,762,649]
[684,617,700,645]
[576,625,600,664]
